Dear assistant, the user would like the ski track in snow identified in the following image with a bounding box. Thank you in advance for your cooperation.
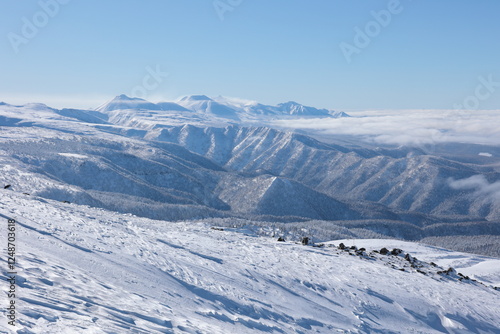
[0,191,499,333]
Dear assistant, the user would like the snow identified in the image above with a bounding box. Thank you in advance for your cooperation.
[57,153,89,159]
[95,95,162,113]
[334,239,500,286]
[0,191,499,333]
[96,94,349,125]
[0,98,499,333]
[1,101,499,226]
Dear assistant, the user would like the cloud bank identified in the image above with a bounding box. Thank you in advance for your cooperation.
[272,109,500,147]
[449,175,500,202]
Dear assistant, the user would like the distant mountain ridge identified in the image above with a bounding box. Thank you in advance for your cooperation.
[95,94,349,119]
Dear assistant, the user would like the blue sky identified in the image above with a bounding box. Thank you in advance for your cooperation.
[1,0,499,110]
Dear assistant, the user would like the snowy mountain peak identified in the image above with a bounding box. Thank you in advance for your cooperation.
[179,95,213,102]
[277,101,331,116]
[93,94,349,121]
[177,95,240,121]
[110,94,151,103]
[23,102,53,111]
[96,95,161,112]
[156,102,191,112]
[279,101,301,106]
[115,94,138,100]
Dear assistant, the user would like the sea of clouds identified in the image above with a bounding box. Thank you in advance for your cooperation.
[272,109,500,147]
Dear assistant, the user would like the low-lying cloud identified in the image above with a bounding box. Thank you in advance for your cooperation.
[272,109,500,147]
[449,175,500,202]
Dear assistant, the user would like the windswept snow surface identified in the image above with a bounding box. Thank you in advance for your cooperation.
[0,191,499,333]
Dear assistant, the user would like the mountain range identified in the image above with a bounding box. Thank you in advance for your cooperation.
[0,96,499,258]
[1,96,499,333]
[96,94,350,120]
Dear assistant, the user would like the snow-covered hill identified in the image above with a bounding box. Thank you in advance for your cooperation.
[1,190,499,333]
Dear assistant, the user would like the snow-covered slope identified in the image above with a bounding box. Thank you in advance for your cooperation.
[176,95,241,121]
[216,174,361,220]
[96,94,163,112]
[274,101,349,117]
[1,191,499,333]
[335,239,500,286]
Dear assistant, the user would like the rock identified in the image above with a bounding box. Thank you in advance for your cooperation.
[355,249,365,256]
[338,243,346,250]
[277,237,285,242]
[438,267,456,276]
[458,273,470,280]
[391,248,403,256]
[380,248,389,255]
[4,185,11,189]
[301,237,309,245]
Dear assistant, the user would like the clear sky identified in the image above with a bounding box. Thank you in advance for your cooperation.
[1,0,499,110]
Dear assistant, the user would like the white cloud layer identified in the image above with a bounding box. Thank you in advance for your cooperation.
[272,109,500,147]
[449,175,500,202]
